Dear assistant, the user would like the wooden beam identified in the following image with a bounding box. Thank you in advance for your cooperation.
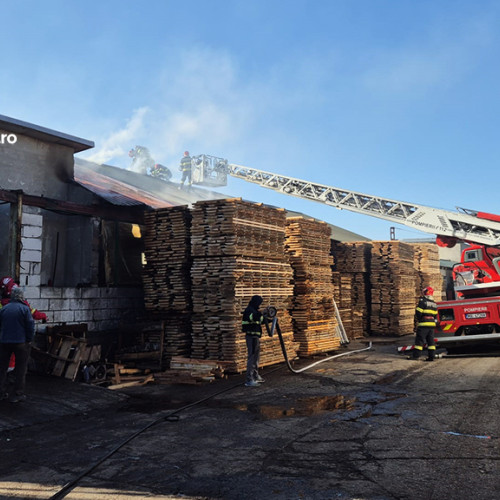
[0,189,145,224]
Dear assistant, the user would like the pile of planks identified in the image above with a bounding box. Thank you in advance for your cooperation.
[370,241,416,336]
[331,242,372,339]
[107,364,154,390]
[411,243,443,301]
[190,198,298,372]
[142,206,193,366]
[286,217,340,355]
[154,357,230,385]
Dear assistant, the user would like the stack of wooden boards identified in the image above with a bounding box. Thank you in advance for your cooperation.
[142,207,193,366]
[369,241,417,336]
[137,198,445,383]
[286,217,340,355]
[190,198,297,372]
[331,242,371,339]
[331,240,444,337]
[412,243,443,300]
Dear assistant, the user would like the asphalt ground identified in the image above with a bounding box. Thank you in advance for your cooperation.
[1,336,500,500]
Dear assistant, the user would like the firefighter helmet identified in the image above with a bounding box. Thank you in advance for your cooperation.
[1,277,18,298]
[422,286,434,296]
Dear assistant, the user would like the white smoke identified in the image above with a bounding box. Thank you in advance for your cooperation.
[85,107,149,166]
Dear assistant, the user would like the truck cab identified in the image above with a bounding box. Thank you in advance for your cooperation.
[453,244,500,286]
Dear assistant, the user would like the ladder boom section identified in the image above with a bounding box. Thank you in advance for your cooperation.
[227,162,500,246]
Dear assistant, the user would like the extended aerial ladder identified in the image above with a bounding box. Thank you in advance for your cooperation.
[191,154,500,247]
[191,154,500,350]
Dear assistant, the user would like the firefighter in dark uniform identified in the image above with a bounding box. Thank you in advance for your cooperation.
[179,151,192,188]
[410,286,438,361]
[242,295,266,386]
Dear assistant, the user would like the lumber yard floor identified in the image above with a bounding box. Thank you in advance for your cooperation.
[1,336,500,500]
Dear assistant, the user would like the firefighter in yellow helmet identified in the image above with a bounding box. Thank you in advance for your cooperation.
[409,286,438,361]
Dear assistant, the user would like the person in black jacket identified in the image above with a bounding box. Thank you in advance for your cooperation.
[242,295,266,387]
[410,286,438,361]
[0,287,35,402]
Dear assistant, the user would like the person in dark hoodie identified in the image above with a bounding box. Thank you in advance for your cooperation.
[0,287,35,403]
[242,295,266,387]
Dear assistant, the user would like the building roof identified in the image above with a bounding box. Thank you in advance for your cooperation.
[74,158,228,209]
[74,158,370,242]
[0,114,94,153]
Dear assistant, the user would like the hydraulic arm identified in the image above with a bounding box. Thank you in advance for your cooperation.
[191,154,500,246]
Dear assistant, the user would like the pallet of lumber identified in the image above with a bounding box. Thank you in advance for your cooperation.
[331,241,371,273]
[154,356,229,385]
[410,243,443,301]
[141,207,194,366]
[370,241,416,336]
[190,198,299,372]
[330,241,372,339]
[142,206,192,313]
[286,217,340,355]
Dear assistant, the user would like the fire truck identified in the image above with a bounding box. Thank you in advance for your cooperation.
[190,154,500,348]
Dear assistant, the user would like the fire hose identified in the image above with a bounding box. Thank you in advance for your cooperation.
[263,306,372,373]
[49,307,371,499]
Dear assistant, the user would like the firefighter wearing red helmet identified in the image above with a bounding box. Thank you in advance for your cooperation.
[179,151,192,188]
[1,277,48,376]
[409,286,438,361]
[0,277,48,322]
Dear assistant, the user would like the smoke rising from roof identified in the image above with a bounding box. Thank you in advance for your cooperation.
[85,107,149,167]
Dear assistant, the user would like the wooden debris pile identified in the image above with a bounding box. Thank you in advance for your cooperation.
[190,198,298,372]
[31,324,103,382]
[370,241,416,336]
[411,243,443,300]
[331,242,371,339]
[142,206,193,366]
[107,364,154,390]
[285,217,340,355]
[154,357,229,385]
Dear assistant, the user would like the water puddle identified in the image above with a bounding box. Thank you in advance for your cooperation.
[231,395,356,419]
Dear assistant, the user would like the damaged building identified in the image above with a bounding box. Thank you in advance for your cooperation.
[0,114,447,386]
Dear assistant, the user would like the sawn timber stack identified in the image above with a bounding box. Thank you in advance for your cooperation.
[142,206,192,366]
[370,241,416,336]
[286,217,340,355]
[190,198,298,373]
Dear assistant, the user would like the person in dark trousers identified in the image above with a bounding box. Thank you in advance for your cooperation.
[179,151,192,188]
[242,295,266,387]
[409,286,438,361]
[0,287,35,402]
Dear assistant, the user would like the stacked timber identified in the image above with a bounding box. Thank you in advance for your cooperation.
[332,272,353,339]
[142,206,193,366]
[286,217,340,355]
[411,243,443,300]
[370,241,416,336]
[331,242,371,339]
[190,198,298,372]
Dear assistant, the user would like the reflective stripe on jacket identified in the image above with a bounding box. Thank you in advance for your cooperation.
[180,156,192,171]
[242,311,264,337]
[415,296,438,328]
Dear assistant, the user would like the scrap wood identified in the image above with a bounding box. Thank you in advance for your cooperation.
[108,373,154,390]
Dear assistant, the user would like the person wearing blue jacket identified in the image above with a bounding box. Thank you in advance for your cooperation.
[0,287,35,403]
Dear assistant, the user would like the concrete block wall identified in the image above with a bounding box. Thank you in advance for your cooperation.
[20,211,43,289]
[24,285,144,332]
[20,207,145,332]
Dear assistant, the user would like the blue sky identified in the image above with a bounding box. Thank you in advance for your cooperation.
[2,0,500,240]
